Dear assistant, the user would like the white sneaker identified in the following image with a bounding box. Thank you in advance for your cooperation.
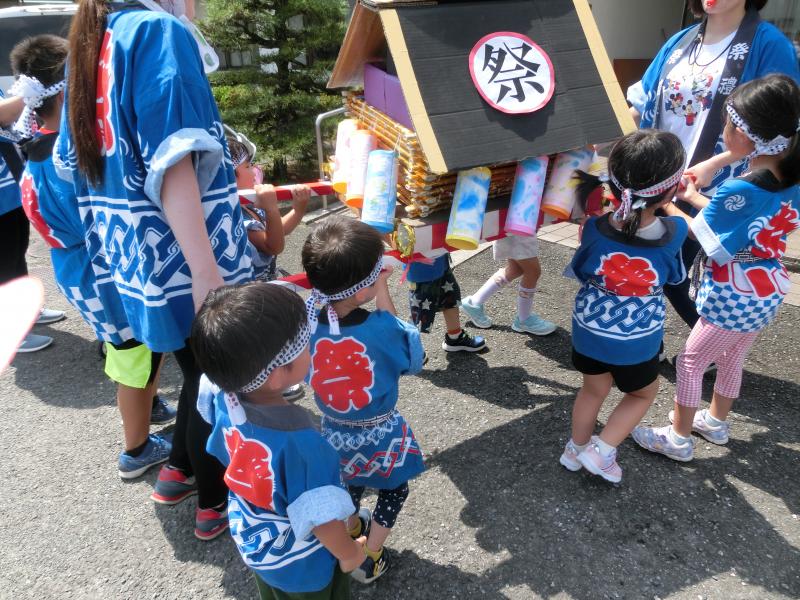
[36,308,65,325]
[559,439,583,472]
[669,409,729,445]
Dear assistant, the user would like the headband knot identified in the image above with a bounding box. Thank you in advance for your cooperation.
[8,75,65,138]
[306,257,384,336]
[608,167,683,222]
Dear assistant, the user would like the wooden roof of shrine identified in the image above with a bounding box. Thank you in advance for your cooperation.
[330,0,635,174]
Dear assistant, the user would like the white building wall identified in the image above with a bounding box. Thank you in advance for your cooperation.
[591,0,686,60]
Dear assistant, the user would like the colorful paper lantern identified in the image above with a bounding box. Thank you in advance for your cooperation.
[445,167,492,250]
[345,130,377,208]
[542,147,595,220]
[361,150,398,233]
[331,119,358,194]
[505,156,549,237]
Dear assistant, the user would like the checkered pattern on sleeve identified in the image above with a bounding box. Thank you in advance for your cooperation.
[58,283,133,343]
[695,278,783,333]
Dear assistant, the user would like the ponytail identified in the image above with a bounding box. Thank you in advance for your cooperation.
[67,0,109,185]
[779,132,800,188]
[620,207,643,240]
[573,170,603,215]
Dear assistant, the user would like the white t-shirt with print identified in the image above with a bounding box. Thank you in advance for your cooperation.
[657,31,736,167]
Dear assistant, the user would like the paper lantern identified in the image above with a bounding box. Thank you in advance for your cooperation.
[505,156,549,237]
[361,150,398,233]
[445,167,492,250]
[345,130,377,208]
[541,147,595,220]
[331,119,358,194]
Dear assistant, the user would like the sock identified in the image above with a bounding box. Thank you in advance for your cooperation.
[151,395,160,408]
[704,411,726,427]
[125,438,150,457]
[570,439,590,453]
[365,545,383,561]
[471,269,509,305]
[446,328,462,340]
[595,437,616,458]
[516,286,536,321]
[669,426,692,445]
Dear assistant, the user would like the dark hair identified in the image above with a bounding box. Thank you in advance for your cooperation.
[67,0,111,185]
[574,130,685,239]
[726,74,800,188]
[191,282,307,392]
[10,34,69,119]
[301,217,384,295]
[687,0,767,17]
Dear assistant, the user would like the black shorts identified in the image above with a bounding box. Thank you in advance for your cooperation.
[571,348,660,393]
[408,267,461,333]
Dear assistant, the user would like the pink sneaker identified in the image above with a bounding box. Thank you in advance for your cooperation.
[577,442,622,483]
[195,506,229,541]
[559,440,583,472]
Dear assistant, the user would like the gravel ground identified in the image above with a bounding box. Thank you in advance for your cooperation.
[1,228,798,600]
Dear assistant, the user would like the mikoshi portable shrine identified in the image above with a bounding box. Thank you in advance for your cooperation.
[324,0,636,260]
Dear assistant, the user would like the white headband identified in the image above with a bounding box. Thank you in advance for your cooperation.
[224,320,312,425]
[726,104,799,160]
[606,167,684,222]
[8,75,65,138]
[229,143,251,170]
[306,257,383,336]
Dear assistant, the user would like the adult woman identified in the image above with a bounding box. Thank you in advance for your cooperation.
[62,0,252,539]
[627,0,799,331]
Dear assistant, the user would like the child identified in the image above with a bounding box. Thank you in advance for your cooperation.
[634,74,800,461]
[406,252,486,352]
[11,34,174,479]
[193,282,365,597]
[302,217,426,583]
[227,133,310,282]
[560,130,688,483]
[461,235,556,336]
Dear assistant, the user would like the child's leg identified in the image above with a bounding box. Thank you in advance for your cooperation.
[571,373,613,445]
[117,384,152,451]
[514,258,541,321]
[366,483,409,554]
[469,268,512,306]
[600,379,659,447]
[346,486,366,534]
[442,306,461,334]
[707,330,759,421]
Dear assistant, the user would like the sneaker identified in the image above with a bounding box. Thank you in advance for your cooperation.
[282,384,305,403]
[17,333,53,353]
[350,507,372,539]
[118,434,172,479]
[577,442,622,483]
[150,396,177,424]
[559,439,583,472]
[151,465,198,505]
[442,330,486,352]
[632,425,696,462]
[35,308,66,325]
[669,409,729,445]
[511,313,557,336]
[351,547,390,584]
[195,506,229,541]
[460,297,492,329]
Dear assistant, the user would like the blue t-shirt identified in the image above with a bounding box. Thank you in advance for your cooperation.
[405,253,449,283]
[570,214,688,365]
[58,9,252,352]
[309,309,426,489]
[692,171,799,332]
[21,132,133,343]
[200,376,354,594]
[0,89,21,217]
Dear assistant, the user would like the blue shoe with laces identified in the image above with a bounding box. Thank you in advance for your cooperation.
[118,434,172,479]
[150,396,177,424]
[512,313,557,336]
[460,296,492,329]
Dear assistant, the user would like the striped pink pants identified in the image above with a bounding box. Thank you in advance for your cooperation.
[676,318,760,408]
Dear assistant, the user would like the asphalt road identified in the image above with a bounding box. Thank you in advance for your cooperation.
[1,227,798,600]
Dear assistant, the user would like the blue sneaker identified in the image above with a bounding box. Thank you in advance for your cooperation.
[442,330,486,352]
[632,425,696,462]
[118,434,172,479]
[150,396,177,424]
[460,297,492,329]
[512,313,557,336]
[669,409,729,445]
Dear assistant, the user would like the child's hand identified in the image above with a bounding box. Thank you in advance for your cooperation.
[254,184,278,212]
[339,537,366,573]
[675,175,698,202]
[291,185,311,214]
[378,265,394,287]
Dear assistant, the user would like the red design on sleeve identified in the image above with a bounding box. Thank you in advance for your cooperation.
[311,337,374,414]
[96,30,116,157]
[596,253,658,297]
[224,428,274,510]
[21,173,64,249]
[751,203,800,259]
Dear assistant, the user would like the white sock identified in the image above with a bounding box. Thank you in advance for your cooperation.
[517,286,536,321]
[703,411,726,427]
[669,426,692,445]
[570,439,589,453]
[471,269,509,305]
[595,437,616,458]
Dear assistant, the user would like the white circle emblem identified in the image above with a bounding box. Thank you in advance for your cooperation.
[724,195,746,212]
